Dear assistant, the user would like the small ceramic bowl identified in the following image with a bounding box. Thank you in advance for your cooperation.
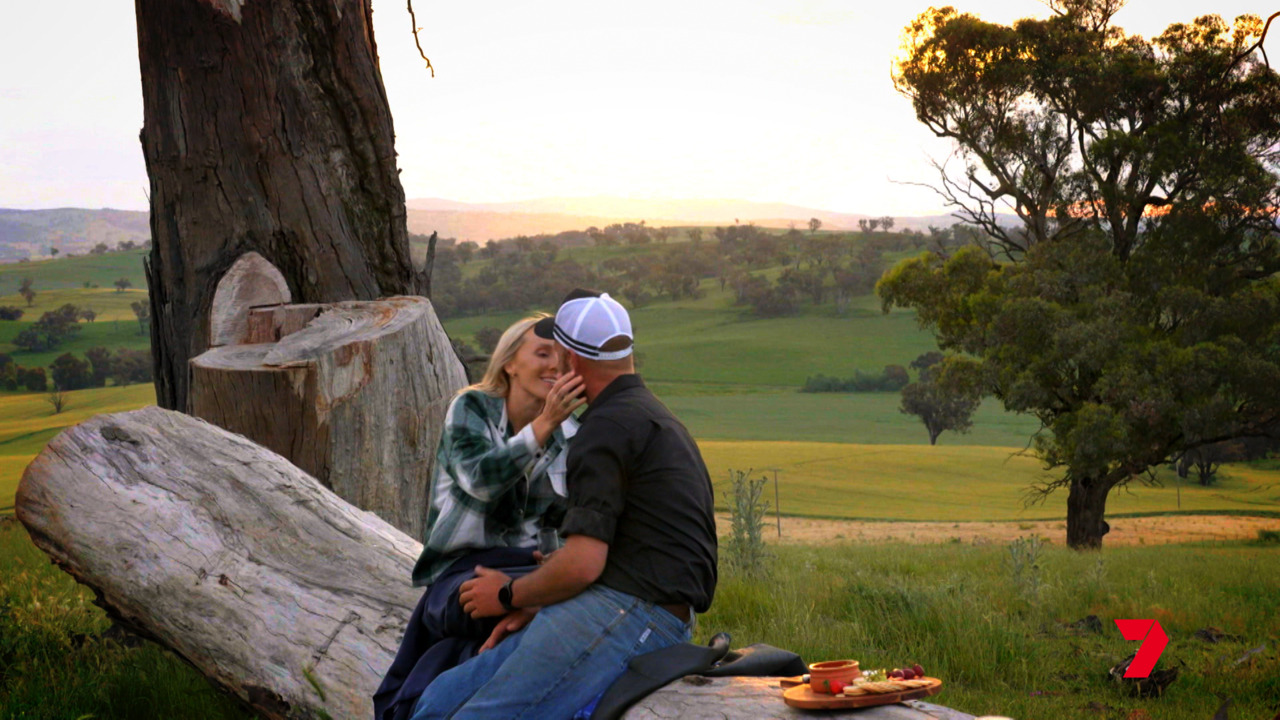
[808,659,862,693]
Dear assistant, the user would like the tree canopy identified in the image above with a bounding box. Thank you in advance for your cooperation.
[883,1,1280,547]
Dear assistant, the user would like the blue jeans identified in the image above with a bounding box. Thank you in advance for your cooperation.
[409,584,691,720]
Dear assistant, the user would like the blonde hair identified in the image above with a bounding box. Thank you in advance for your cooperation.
[466,313,553,398]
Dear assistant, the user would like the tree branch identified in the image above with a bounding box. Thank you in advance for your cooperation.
[406,0,435,77]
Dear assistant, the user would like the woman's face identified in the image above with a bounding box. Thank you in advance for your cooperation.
[504,328,562,402]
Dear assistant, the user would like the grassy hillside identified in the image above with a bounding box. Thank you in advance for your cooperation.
[0,385,156,511]
[444,292,939,389]
[0,248,147,292]
[663,393,1039,445]
[0,311,151,368]
[699,441,1280,521]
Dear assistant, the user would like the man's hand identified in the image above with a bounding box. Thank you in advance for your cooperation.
[459,566,511,619]
[479,607,538,653]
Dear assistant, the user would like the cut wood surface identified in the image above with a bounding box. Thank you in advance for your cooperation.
[208,251,292,347]
[15,408,978,720]
[190,295,467,541]
[16,407,422,720]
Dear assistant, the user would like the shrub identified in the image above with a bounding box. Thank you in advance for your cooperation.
[0,306,23,321]
[1258,529,1280,544]
[50,353,91,391]
[723,469,771,577]
[474,327,502,354]
[802,365,912,393]
[85,347,113,388]
[110,349,153,386]
[18,366,47,392]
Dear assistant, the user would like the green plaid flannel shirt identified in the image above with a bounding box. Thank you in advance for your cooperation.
[411,389,577,586]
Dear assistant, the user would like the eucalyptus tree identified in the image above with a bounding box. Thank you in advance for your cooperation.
[882,1,1280,547]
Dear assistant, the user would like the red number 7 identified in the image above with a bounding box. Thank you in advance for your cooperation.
[1114,619,1168,679]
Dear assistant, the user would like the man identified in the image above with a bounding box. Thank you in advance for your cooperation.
[409,289,718,720]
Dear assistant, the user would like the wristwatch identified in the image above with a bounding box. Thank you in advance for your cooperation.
[498,578,517,612]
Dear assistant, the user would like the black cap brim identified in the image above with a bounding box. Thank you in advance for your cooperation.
[533,316,556,339]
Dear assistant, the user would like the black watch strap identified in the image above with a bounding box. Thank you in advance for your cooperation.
[498,578,517,612]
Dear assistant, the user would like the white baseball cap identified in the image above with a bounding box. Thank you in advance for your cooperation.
[534,289,633,360]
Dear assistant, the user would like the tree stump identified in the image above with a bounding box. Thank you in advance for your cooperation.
[190,294,467,541]
[16,409,977,720]
[208,251,292,347]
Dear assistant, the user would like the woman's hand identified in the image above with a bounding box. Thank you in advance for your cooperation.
[531,372,586,446]
[479,607,538,652]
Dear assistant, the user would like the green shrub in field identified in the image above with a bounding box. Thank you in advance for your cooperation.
[1257,529,1280,544]
[1005,535,1047,601]
[802,366,909,393]
[723,469,770,577]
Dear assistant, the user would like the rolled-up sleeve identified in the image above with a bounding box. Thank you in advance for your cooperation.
[560,420,627,544]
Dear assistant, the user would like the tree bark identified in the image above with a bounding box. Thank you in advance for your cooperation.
[136,0,429,412]
[190,295,467,540]
[1065,475,1112,550]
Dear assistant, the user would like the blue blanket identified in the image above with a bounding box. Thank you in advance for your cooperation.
[373,547,538,720]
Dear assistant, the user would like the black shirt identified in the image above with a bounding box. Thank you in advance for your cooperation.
[560,375,718,613]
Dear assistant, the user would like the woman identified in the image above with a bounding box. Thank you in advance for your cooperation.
[375,314,585,720]
[413,312,584,584]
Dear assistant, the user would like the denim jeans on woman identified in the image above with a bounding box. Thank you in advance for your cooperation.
[408,584,691,720]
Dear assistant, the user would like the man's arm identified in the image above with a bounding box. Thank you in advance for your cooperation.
[458,534,608,618]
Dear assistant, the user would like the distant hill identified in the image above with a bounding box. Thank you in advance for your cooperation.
[0,200,975,257]
[0,208,149,262]
[406,197,966,243]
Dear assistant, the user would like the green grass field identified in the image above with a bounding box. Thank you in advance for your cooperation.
[700,441,1280,521]
[0,286,149,323]
[0,248,148,292]
[664,392,1041,445]
[2,242,1279,719]
[0,312,151,369]
[444,291,939,389]
[3,517,1277,720]
[0,385,156,511]
[704,541,1280,720]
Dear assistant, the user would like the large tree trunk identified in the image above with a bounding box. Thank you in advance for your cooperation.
[16,409,978,720]
[1065,475,1112,550]
[136,0,428,412]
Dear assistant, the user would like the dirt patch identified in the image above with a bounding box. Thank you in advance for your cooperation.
[715,513,1280,546]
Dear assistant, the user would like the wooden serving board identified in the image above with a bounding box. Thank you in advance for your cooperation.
[782,678,943,710]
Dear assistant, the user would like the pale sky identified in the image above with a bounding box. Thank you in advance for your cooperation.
[0,1,1274,216]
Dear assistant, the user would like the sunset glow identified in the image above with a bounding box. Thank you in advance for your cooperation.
[1,1,1275,217]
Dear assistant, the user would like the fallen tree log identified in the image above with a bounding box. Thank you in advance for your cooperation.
[16,407,974,720]
[191,294,467,541]
[17,406,420,719]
